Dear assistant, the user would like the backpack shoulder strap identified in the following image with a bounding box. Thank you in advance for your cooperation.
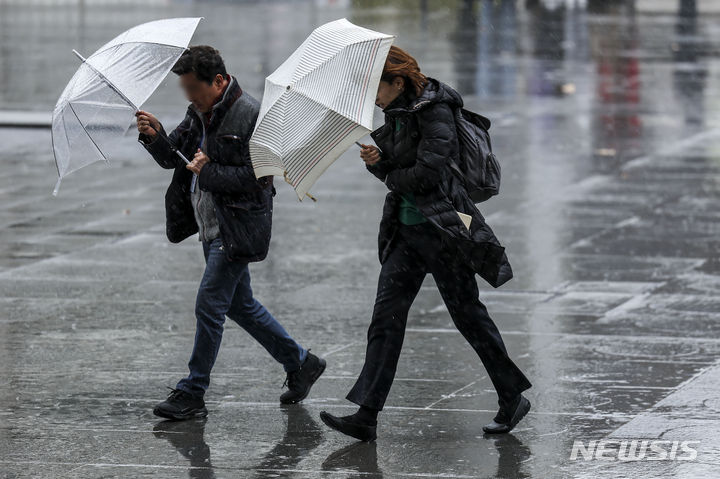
[461,108,492,131]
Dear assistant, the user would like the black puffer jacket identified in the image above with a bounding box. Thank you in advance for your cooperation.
[367,78,513,287]
[140,77,275,263]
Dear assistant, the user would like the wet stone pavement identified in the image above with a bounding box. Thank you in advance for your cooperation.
[3,0,720,478]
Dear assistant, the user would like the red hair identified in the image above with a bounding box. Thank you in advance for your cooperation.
[381,45,428,96]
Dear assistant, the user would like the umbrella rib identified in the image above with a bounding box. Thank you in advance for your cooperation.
[67,101,108,162]
[54,108,77,177]
[73,49,138,111]
[51,115,62,177]
[92,40,191,58]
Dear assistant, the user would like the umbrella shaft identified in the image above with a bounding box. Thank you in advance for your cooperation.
[165,136,191,164]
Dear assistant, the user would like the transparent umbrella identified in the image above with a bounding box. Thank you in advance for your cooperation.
[51,17,202,195]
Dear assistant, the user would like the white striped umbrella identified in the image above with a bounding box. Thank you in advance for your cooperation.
[249,18,394,200]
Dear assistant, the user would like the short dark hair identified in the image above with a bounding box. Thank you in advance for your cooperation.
[172,45,227,84]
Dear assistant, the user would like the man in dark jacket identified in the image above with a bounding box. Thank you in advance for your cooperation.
[136,46,325,420]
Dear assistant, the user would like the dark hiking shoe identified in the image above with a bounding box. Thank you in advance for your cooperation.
[280,351,326,404]
[153,388,208,421]
[319,411,377,442]
[482,394,531,434]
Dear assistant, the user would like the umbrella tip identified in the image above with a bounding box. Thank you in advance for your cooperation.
[52,177,62,196]
[71,49,86,62]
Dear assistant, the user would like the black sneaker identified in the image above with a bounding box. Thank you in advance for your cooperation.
[153,388,208,421]
[280,351,326,405]
[319,411,377,442]
[482,394,531,434]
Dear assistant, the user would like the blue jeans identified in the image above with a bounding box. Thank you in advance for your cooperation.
[176,238,308,397]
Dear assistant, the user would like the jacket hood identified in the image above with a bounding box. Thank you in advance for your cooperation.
[383,77,463,115]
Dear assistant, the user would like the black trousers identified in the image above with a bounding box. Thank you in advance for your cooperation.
[347,222,531,411]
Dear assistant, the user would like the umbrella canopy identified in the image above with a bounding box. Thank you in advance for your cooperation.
[249,18,394,200]
[51,17,202,195]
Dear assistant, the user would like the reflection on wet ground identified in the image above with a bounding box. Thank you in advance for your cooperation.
[3,0,720,477]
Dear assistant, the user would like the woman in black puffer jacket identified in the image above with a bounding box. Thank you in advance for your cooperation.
[320,46,532,442]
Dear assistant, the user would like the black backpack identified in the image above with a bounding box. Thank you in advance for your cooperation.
[450,108,501,203]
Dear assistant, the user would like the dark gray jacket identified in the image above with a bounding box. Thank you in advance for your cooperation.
[140,77,275,263]
[367,78,513,287]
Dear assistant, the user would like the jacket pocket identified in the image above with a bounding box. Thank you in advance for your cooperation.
[222,187,272,213]
[217,206,273,262]
[224,198,265,212]
[217,134,244,141]
[214,134,247,163]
